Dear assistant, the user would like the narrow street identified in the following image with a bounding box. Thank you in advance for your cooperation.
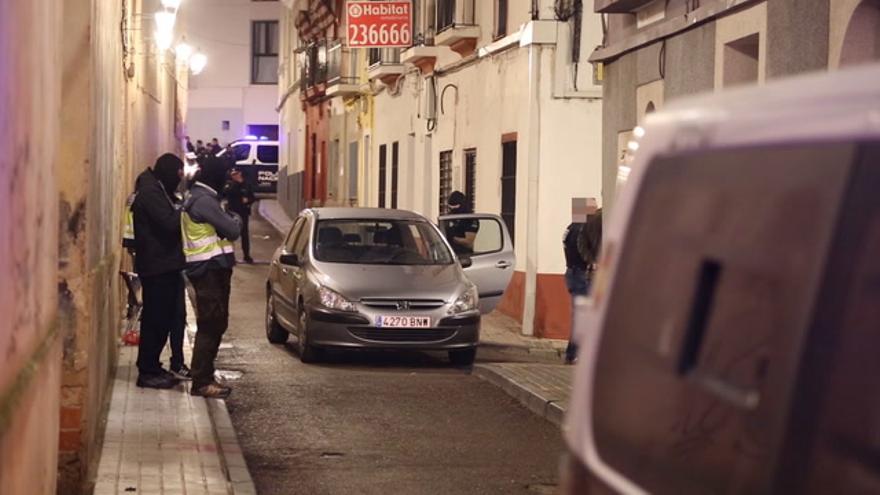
[216,208,565,495]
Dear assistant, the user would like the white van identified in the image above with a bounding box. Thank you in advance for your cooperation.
[216,137,279,193]
[562,64,880,494]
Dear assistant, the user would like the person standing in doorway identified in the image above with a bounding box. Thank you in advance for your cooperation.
[183,157,242,398]
[563,198,599,365]
[224,168,256,263]
[131,153,188,388]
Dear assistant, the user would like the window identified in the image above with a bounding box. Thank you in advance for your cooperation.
[348,141,359,204]
[252,21,279,84]
[379,144,388,207]
[233,144,252,162]
[464,148,476,209]
[437,0,455,31]
[285,217,305,252]
[439,150,453,215]
[257,145,278,164]
[723,33,760,88]
[391,142,400,209]
[495,0,508,38]
[314,219,454,265]
[440,217,504,256]
[501,139,516,243]
[292,217,311,258]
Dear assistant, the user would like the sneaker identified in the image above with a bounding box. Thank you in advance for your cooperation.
[244,256,254,264]
[191,382,231,399]
[137,373,180,389]
[170,364,192,380]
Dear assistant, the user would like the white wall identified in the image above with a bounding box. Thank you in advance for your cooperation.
[183,0,280,143]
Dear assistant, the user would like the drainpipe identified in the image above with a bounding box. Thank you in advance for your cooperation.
[521,43,543,337]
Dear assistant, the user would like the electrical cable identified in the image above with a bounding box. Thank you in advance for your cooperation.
[440,84,458,115]
[658,39,666,79]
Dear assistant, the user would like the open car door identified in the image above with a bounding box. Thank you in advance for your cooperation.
[438,213,515,314]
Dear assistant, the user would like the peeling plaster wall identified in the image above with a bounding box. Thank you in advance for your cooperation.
[0,0,63,494]
[56,0,186,492]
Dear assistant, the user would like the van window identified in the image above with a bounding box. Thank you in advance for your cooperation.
[233,144,251,162]
[257,144,278,164]
[590,142,858,494]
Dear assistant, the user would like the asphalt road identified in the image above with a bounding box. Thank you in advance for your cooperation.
[216,207,565,495]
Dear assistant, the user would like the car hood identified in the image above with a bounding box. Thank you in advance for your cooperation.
[312,262,466,302]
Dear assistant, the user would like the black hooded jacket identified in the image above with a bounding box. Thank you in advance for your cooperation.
[132,168,185,277]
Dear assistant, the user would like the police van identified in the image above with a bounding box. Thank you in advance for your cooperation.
[562,64,880,494]
[216,137,279,193]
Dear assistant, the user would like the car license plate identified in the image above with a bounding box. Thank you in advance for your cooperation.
[376,316,431,328]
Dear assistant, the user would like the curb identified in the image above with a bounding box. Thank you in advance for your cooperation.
[257,199,291,234]
[472,365,567,426]
[478,342,565,363]
[207,399,258,495]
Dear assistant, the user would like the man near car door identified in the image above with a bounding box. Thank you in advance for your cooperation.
[131,153,188,389]
[183,157,242,398]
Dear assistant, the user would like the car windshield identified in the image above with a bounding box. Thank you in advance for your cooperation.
[313,219,455,266]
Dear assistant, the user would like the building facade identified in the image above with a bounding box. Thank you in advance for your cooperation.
[184,0,281,144]
[278,0,605,338]
[1,0,187,493]
[590,0,880,217]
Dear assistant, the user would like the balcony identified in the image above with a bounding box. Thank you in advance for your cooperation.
[299,40,329,100]
[594,0,656,13]
[434,0,480,57]
[325,42,361,97]
[367,48,406,85]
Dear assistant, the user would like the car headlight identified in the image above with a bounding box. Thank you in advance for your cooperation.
[449,284,479,315]
[317,286,357,312]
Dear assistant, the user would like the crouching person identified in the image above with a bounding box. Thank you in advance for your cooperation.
[183,157,242,398]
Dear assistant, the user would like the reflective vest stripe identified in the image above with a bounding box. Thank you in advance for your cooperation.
[123,209,135,240]
[181,210,233,264]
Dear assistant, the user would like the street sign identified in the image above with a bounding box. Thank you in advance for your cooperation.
[346,0,412,48]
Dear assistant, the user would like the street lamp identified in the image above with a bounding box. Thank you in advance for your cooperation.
[161,0,182,10]
[190,52,207,75]
[175,42,193,63]
[154,11,176,51]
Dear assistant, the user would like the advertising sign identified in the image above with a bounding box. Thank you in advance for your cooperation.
[346,1,412,48]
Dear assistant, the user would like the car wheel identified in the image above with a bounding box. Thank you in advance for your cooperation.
[449,347,477,366]
[266,291,288,344]
[297,307,322,364]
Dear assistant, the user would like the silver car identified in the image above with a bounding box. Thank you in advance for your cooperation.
[265,208,515,365]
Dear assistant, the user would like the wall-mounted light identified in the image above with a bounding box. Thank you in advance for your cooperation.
[175,42,193,63]
[161,0,182,10]
[155,29,174,51]
[154,11,176,34]
[190,52,207,74]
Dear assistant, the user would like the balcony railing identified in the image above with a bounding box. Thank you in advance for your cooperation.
[327,41,358,85]
[368,47,403,67]
[300,40,328,89]
[436,0,476,33]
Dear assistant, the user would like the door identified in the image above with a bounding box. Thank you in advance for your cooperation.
[500,140,516,243]
[274,216,305,326]
[255,144,279,193]
[438,213,514,313]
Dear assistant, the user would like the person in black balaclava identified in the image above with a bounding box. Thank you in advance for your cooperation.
[445,190,480,255]
[132,153,189,389]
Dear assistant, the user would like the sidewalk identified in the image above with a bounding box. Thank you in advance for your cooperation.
[258,199,574,427]
[92,303,255,494]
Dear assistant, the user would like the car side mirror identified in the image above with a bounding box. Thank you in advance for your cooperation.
[280,253,300,266]
[459,257,473,268]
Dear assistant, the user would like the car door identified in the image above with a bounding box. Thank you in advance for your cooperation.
[438,213,515,313]
[288,214,312,317]
[273,216,304,326]
[255,144,279,192]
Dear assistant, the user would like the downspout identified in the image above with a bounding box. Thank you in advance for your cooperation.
[521,43,543,337]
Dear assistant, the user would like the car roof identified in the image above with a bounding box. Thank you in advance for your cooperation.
[233,139,278,145]
[307,208,430,221]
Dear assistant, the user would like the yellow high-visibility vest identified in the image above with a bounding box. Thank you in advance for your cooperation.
[123,193,136,247]
[181,211,234,263]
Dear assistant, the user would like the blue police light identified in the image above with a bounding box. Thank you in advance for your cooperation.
[244,135,258,140]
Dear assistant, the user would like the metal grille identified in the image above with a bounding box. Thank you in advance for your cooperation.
[464,148,476,209]
[349,328,457,343]
[360,299,446,309]
[439,150,453,215]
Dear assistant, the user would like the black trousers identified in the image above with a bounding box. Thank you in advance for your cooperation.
[189,268,233,389]
[137,271,186,376]
[239,214,251,258]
